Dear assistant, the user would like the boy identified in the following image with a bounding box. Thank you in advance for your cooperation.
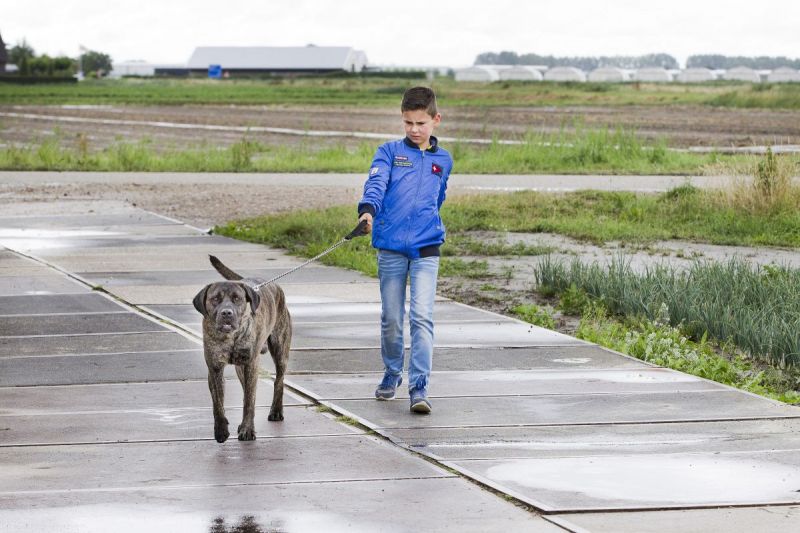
[357,86,453,414]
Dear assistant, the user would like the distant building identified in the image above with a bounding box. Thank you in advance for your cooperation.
[454,66,502,82]
[633,67,673,82]
[677,68,716,83]
[588,67,631,83]
[767,67,800,83]
[544,67,586,82]
[186,45,368,75]
[722,66,761,83]
[499,66,545,81]
[0,31,8,74]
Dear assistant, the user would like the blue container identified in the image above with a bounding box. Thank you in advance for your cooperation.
[208,65,222,79]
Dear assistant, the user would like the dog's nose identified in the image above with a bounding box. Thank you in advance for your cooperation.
[220,308,234,319]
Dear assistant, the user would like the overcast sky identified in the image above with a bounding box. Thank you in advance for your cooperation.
[3,1,799,67]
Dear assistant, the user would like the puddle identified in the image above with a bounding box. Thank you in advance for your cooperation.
[0,506,389,533]
[0,228,121,251]
[485,454,800,504]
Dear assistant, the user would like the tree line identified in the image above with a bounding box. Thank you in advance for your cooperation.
[686,55,800,69]
[6,38,112,77]
[475,51,800,70]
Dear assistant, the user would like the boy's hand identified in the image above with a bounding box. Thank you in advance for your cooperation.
[358,213,373,234]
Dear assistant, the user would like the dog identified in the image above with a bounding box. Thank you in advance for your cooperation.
[192,255,292,443]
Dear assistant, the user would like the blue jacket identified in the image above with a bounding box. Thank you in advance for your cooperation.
[358,136,453,259]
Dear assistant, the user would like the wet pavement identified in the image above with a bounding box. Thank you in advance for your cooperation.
[1,198,799,531]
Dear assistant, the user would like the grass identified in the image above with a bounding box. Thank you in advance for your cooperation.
[0,128,760,175]
[443,183,800,248]
[2,77,800,109]
[509,291,799,404]
[534,255,800,369]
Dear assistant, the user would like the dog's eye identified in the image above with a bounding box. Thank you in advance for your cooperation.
[231,295,240,303]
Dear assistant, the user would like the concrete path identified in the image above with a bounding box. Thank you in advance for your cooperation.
[1,199,800,532]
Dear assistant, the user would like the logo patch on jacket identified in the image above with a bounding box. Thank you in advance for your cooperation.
[393,155,412,167]
[431,163,443,177]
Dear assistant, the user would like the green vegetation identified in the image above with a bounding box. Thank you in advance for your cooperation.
[519,297,799,404]
[0,128,757,175]
[535,256,800,369]
[2,77,800,109]
[443,184,800,248]
[510,304,556,329]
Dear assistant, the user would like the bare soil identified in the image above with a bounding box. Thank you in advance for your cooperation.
[3,103,800,150]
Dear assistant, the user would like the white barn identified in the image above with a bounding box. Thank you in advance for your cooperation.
[677,68,716,83]
[186,46,368,74]
[499,66,544,81]
[722,67,761,83]
[767,67,800,83]
[454,66,501,82]
[588,67,630,82]
[633,68,673,82]
[544,67,586,82]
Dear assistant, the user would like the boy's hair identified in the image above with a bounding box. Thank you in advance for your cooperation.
[401,87,438,117]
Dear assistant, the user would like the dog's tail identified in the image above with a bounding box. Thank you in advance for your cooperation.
[209,255,243,280]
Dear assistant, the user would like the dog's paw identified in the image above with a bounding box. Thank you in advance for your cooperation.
[237,424,256,441]
[214,418,230,443]
[268,410,284,422]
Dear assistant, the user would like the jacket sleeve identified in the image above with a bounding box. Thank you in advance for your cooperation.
[358,144,393,217]
[437,159,452,209]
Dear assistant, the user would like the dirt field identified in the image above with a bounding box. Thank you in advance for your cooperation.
[3,103,800,151]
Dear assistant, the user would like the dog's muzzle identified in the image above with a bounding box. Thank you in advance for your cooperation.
[215,307,238,334]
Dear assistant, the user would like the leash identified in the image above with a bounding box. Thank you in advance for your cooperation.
[251,219,369,290]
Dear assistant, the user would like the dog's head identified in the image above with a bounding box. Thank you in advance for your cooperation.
[193,281,261,335]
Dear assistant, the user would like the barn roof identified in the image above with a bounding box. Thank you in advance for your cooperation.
[187,46,361,70]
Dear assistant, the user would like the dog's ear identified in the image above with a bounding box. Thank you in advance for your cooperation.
[193,284,210,316]
[243,284,261,315]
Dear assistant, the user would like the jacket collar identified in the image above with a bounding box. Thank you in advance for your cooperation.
[403,135,439,153]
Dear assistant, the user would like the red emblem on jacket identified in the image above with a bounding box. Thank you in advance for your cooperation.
[431,164,443,177]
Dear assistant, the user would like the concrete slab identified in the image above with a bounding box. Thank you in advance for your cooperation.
[291,321,585,349]
[326,391,800,430]
[0,266,66,277]
[0,293,123,316]
[0,312,167,336]
[0,405,342,446]
[287,369,726,400]
[1,234,246,253]
[80,267,371,286]
[0,379,309,417]
[43,251,301,272]
[390,419,800,460]
[148,301,503,328]
[280,346,650,373]
[0,435,449,492]
[0,477,558,533]
[110,281,385,305]
[0,213,178,228]
[0,275,87,296]
[0,350,209,386]
[0,331,198,357]
[549,506,800,533]
[451,450,800,511]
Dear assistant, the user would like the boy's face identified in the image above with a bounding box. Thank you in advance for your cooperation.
[402,109,441,148]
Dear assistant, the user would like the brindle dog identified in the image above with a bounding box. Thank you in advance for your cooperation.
[193,255,292,443]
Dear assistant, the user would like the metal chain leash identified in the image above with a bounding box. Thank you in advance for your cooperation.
[251,219,369,290]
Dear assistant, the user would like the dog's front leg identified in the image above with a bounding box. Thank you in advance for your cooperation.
[236,361,259,441]
[207,365,229,443]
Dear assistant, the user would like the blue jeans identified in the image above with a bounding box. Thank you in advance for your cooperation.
[377,249,439,391]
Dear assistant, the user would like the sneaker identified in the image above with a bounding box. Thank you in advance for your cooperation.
[375,373,402,400]
[409,387,432,414]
